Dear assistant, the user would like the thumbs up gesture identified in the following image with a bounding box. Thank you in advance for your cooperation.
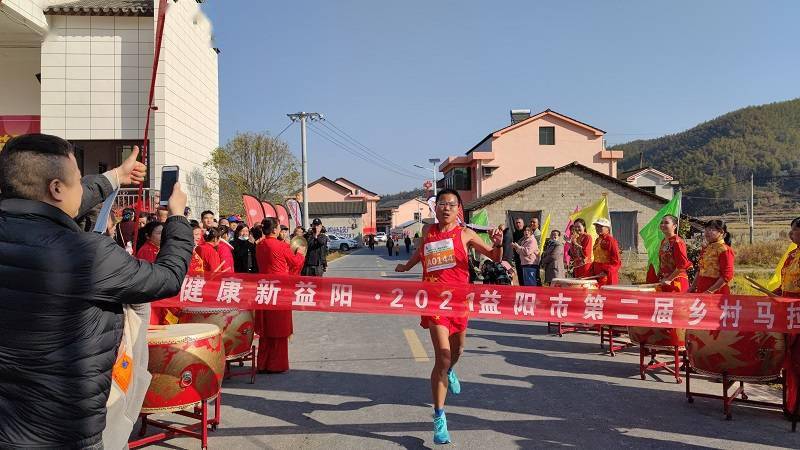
[115,145,147,185]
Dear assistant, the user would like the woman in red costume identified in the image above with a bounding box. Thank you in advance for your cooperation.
[395,189,503,445]
[254,217,305,374]
[568,218,593,278]
[195,227,223,273]
[775,218,800,426]
[590,218,621,287]
[645,214,692,292]
[135,221,168,324]
[689,220,734,295]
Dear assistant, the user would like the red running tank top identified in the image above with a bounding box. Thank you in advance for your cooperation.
[421,224,469,285]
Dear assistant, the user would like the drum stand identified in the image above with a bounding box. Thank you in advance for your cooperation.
[129,394,222,450]
[225,344,258,384]
[600,326,632,356]
[638,344,684,383]
[684,354,785,421]
[547,322,595,337]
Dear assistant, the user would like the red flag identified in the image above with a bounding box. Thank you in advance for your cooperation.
[242,194,265,228]
[275,204,290,228]
[262,201,277,218]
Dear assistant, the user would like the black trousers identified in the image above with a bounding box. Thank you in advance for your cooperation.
[302,265,324,276]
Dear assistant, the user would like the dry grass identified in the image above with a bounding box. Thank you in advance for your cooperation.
[734,240,788,268]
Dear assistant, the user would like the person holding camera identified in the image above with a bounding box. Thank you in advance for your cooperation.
[302,218,328,276]
[0,134,193,449]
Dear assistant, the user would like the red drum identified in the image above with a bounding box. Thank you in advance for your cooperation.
[178,308,255,360]
[686,330,785,381]
[141,324,225,413]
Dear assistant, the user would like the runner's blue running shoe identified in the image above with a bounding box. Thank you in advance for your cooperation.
[447,369,461,395]
[433,412,451,444]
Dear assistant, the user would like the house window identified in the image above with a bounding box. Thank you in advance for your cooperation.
[539,126,555,145]
[536,166,555,176]
[413,212,421,221]
[444,167,472,191]
[640,186,656,194]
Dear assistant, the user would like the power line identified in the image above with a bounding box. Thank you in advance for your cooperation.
[307,122,425,181]
[320,119,428,178]
[275,121,294,139]
[308,122,424,180]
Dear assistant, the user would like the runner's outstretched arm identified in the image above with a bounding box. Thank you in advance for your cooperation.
[465,227,503,262]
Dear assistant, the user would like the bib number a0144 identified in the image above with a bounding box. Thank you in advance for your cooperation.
[424,238,456,271]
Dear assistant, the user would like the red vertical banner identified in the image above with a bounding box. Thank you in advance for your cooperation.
[242,194,265,228]
[275,204,290,228]
[262,201,277,218]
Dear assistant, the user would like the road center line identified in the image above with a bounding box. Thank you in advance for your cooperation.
[403,329,430,362]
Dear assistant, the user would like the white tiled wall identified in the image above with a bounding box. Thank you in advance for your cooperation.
[154,0,219,213]
[2,0,48,30]
[40,14,153,141]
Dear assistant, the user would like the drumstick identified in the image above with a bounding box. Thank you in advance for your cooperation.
[578,275,604,280]
[744,275,777,298]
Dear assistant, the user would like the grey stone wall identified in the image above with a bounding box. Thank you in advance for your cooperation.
[467,169,665,254]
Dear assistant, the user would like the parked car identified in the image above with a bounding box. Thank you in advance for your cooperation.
[326,234,361,252]
[374,232,388,242]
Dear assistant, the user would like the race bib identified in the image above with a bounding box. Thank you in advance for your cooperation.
[424,238,456,272]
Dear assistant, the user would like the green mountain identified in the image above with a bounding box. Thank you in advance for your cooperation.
[613,98,800,215]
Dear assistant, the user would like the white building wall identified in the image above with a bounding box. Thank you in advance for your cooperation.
[2,0,48,30]
[0,48,41,115]
[40,14,152,141]
[154,0,219,213]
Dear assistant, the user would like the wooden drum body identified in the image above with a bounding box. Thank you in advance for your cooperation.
[179,308,255,360]
[551,278,598,290]
[142,323,225,413]
[686,330,785,381]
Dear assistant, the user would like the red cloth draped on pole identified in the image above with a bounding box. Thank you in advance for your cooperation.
[132,0,169,248]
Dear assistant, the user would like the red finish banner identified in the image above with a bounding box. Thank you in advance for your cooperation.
[152,274,800,333]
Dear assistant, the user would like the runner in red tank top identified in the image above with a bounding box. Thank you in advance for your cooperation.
[395,189,503,445]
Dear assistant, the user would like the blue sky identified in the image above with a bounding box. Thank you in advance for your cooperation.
[202,1,799,195]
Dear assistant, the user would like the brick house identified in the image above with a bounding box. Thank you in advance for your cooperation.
[463,162,667,252]
[292,176,379,239]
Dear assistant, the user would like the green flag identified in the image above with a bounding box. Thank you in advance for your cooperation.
[639,191,682,273]
[470,209,492,246]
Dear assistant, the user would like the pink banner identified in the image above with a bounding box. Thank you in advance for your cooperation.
[152,274,800,333]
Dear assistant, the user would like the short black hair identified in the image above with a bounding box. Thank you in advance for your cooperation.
[0,133,76,200]
[261,217,277,235]
[791,217,800,228]
[435,188,462,205]
[201,210,215,219]
[251,224,264,241]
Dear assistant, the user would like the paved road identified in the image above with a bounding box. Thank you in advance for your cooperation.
[146,248,797,449]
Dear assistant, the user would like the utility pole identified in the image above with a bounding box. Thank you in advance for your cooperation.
[750,172,754,244]
[287,111,323,228]
[414,158,441,197]
[428,158,440,197]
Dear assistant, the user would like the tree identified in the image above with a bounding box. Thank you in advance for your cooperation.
[206,131,301,215]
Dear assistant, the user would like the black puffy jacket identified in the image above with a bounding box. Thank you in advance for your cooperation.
[0,177,193,449]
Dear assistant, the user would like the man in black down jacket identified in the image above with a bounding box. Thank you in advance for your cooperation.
[0,134,194,449]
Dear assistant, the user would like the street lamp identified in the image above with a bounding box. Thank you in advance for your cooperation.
[414,158,440,196]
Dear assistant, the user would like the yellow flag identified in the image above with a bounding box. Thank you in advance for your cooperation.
[766,243,797,291]
[569,196,610,239]
[540,213,551,246]
[164,310,179,325]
